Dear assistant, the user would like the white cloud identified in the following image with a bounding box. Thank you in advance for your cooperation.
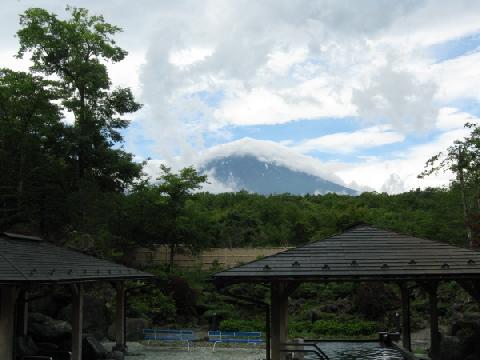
[0,49,31,72]
[436,107,478,131]
[169,47,214,69]
[352,65,438,132]
[108,51,146,97]
[380,174,406,194]
[384,1,480,47]
[215,85,354,126]
[335,127,472,192]
[293,126,405,154]
[431,51,480,102]
[200,169,239,193]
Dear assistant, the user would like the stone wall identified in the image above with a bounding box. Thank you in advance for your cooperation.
[132,246,290,269]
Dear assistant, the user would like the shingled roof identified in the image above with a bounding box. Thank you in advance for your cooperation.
[0,232,153,284]
[213,225,480,285]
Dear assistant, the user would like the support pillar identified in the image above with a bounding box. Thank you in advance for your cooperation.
[71,284,84,360]
[113,281,127,352]
[0,286,17,360]
[271,282,289,360]
[265,305,271,360]
[427,282,440,360]
[400,283,411,352]
[16,290,28,337]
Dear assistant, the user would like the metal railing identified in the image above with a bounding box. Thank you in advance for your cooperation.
[281,342,329,360]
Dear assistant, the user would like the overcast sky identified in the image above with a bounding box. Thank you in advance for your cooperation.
[2,0,480,193]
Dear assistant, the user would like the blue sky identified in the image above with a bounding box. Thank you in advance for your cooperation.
[2,0,480,193]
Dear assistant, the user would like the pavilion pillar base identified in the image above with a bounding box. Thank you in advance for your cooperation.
[0,286,17,360]
[271,282,290,360]
[113,281,127,353]
[71,284,84,360]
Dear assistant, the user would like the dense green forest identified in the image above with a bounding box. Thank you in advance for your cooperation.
[1,6,480,343]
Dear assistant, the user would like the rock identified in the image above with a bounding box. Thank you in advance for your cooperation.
[59,294,110,340]
[30,294,71,318]
[108,318,151,341]
[108,350,124,360]
[83,334,108,359]
[439,336,463,360]
[28,312,72,343]
[451,319,480,337]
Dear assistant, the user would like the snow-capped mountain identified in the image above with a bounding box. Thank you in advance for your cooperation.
[202,155,357,195]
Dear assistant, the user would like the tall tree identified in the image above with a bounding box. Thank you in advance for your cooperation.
[16,6,142,191]
[419,124,480,248]
[0,69,67,234]
[157,165,207,270]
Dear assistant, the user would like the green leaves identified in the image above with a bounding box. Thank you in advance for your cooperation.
[16,6,142,192]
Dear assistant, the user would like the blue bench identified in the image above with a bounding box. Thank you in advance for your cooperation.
[143,329,195,350]
[208,331,264,351]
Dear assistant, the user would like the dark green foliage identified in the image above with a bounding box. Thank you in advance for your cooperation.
[219,318,265,332]
[1,6,142,242]
[310,319,377,337]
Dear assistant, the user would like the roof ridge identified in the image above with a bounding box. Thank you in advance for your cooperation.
[3,232,43,241]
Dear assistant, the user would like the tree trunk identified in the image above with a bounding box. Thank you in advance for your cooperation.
[458,164,473,248]
[168,242,176,272]
[77,88,86,182]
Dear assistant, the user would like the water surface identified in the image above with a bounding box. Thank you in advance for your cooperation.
[121,341,404,360]
[307,342,405,360]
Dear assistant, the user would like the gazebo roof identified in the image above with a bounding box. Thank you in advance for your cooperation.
[213,225,480,285]
[0,232,153,284]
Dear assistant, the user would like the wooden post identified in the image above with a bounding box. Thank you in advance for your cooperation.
[114,281,127,352]
[0,286,17,360]
[427,282,440,360]
[16,290,28,337]
[271,282,289,360]
[400,283,411,352]
[71,284,84,360]
[266,305,271,360]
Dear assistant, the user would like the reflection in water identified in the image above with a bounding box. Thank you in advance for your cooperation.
[306,342,405,360]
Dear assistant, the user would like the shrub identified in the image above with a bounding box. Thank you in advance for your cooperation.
[311,319,377,337]
[219,318,265,332]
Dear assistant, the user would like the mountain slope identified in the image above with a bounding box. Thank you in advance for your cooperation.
[202,155,357,195]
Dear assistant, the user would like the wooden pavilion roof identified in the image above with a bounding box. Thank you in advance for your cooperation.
[213,225,480,285]
[0,232,153,284]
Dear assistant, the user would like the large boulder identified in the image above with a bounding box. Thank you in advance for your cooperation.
[439,336,463,360]
[28,312,72,343]
[83,334,108,359]
[59,294,110,340]
[445,312,480,360]
[108,318,151,341]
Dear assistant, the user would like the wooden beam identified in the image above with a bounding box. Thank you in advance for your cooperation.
[71,284,84,360]
[399,282,412,352]
[0,286,17,360]
[426,282,440,360]
[113,281,127,352]
[270,282,290,360]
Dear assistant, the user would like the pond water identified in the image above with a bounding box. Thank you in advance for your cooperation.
[120,342,405,360]
[307,342,405,360]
